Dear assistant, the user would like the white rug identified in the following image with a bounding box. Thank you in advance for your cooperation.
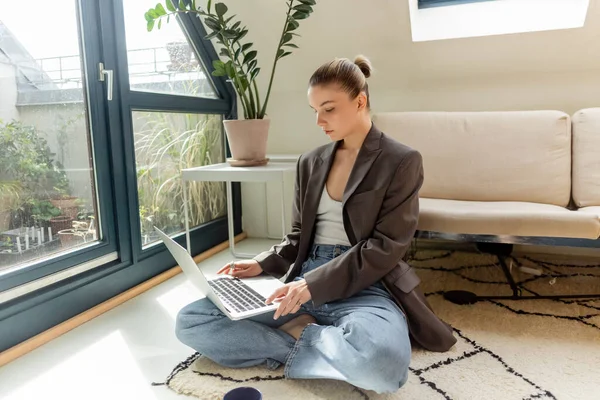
[153,251,600,399]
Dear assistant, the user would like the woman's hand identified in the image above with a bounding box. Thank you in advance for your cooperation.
[265,279,312,320]
[216,260,263,278]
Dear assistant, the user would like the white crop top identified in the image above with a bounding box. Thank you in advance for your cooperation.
[313,186,351,246]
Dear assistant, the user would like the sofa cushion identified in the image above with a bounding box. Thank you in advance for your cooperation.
[572,108,600,207]
[373,111,571,207]
[418,198,600,239]
[578,206,600,219]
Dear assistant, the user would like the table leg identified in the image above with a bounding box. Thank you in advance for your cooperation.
[183,177,191,254]
[280,176,286,240]
[226,180,255,259]
[264,183,283,240]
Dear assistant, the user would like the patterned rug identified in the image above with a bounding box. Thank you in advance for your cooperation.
[153,250,600,399]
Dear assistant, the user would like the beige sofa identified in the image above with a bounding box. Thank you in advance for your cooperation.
[373,109,600,243]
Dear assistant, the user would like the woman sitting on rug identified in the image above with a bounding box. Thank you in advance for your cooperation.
[175,55,455,394]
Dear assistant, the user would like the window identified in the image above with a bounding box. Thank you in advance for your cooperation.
[0,0,236,353]
[0,3,102,275]
[418,0,495,9]
[410,0,589,42]
[132,111,226,248]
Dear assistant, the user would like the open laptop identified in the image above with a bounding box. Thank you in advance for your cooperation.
[154,227,285,320]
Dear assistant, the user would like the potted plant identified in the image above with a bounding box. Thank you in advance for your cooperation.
[145,0,316,166]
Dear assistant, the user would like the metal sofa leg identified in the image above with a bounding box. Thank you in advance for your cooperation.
[443,242,600,304]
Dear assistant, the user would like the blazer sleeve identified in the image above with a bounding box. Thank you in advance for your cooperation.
[304,150,424,307]
[252,155,303,278]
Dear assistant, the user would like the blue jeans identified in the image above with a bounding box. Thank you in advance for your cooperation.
[175,244,411,394]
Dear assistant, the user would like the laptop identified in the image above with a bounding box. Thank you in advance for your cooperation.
[154,227,285,320]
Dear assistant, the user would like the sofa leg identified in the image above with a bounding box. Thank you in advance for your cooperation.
[495,253,521,297]
[443,242,600,304]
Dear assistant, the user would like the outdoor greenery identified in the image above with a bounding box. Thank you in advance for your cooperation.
[145,0,316,119]
[134,111,226,243]
[0,120,71,227]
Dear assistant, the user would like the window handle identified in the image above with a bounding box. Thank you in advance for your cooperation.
[98,62,114,101]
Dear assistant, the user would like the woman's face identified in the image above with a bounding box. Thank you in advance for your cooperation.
[308,84,368,142]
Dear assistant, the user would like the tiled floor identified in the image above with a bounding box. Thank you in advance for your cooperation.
[0,238,278,400]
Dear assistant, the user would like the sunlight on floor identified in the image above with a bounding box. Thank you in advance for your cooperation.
[156,280,204,320]
[4,330,159,400]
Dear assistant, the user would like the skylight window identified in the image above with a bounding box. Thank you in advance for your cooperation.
[409,0,589,42]
[418,0,496,9]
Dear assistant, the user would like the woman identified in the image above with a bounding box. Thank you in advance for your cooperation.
[175,56,455,394]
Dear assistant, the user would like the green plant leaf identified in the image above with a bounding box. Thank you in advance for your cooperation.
[282,33,293,44]
[215,3,228,17]
[277,50,292,59]
[204,18,221,31]
[166,0,175,11]
[213,59,225,69]
[292,11,309,20]
[293,4,313,13]
[239,76,249,91]
[155,3,167,16]
[243,50,257,65]
[249,59,257,69]
[205,30,220,40]
[231,21,241,30]
[179,0,186,10]
[283,43,299,48]
[191,0,197,10]
[147,20,155,31]
[219,48,229,57]
[298,0,316,5]
[224,61,235,78]
[223,29,237,39]
[286,18,299,31]
[250,67,260,81]
[158,18,162,29]
[148,9,159,18]
[211,69,226,77]
[234,47,242,60]
[242,43,253,51]
[225,15,236,24]
[237,29,248,41]
[144,11,154,22]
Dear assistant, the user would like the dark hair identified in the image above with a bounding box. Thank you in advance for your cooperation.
[309,55,373,109]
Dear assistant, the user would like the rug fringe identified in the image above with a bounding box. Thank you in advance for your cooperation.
[151,352,201,387]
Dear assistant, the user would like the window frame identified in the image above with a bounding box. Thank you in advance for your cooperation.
[418,0,496,9]
[0,0,242,352]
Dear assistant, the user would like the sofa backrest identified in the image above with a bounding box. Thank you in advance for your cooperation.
[373,111,571,207]
[572,108,600,207]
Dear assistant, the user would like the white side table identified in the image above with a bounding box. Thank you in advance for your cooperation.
[181,162,297,258]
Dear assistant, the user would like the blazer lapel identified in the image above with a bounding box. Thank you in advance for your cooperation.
[342,124,383,205]
[297,123,382,256]
[301,142,338,240]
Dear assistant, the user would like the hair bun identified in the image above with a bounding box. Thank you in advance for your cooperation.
[354,55,372,79]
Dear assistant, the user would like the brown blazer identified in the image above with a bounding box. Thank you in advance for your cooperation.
[254,123,456,352]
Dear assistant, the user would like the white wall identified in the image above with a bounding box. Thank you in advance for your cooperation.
[217,0,600,237]
[0,63,19,122]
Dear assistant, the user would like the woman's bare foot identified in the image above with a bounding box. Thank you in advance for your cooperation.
[278,314,316,340]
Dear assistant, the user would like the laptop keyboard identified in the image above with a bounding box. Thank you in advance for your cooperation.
[208,277,269,313]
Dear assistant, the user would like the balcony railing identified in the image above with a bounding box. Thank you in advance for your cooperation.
[26,44,204,90]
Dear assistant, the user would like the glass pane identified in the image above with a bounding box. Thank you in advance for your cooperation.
[0,3,100,272]
[122,0,219,99]
[133,111,226,247]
